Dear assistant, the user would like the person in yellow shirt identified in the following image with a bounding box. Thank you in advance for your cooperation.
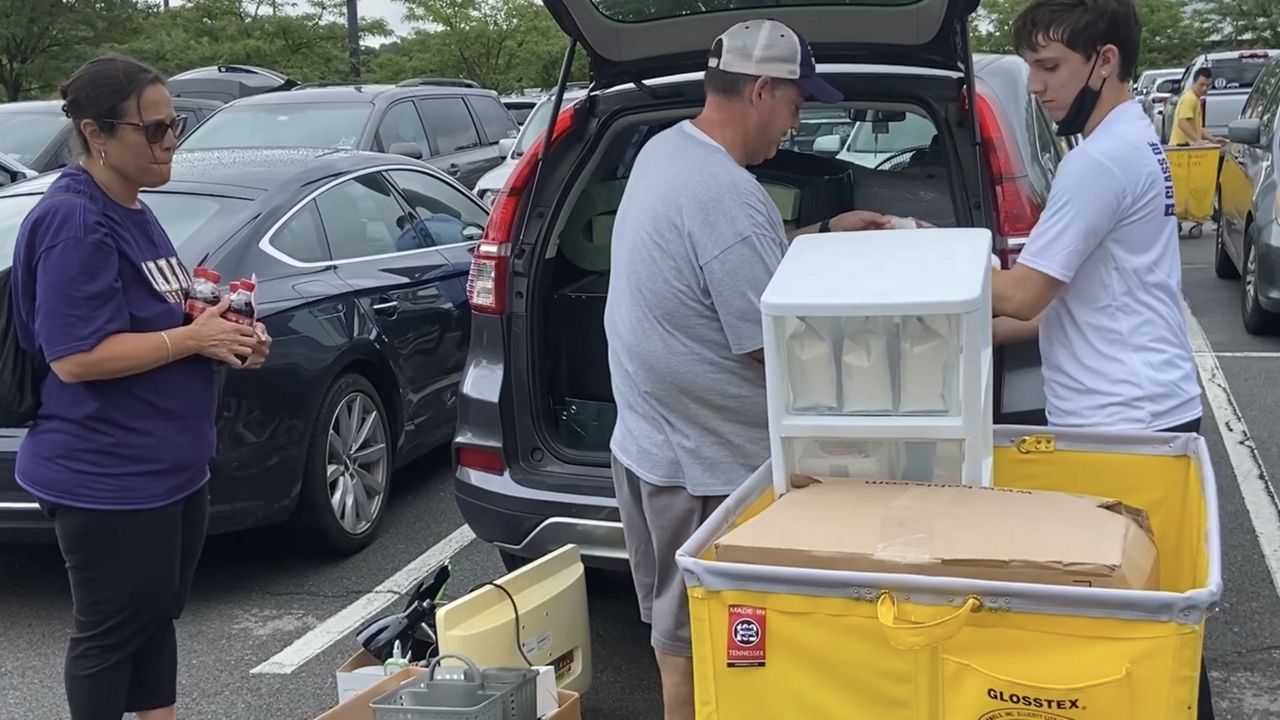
[1169,67,1227,146]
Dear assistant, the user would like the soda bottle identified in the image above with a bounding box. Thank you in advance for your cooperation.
[223,279,257,328]
[184,266,222,321]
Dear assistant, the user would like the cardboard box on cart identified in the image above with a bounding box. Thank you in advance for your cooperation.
[712,475,1161,590]
[315,666,583,720]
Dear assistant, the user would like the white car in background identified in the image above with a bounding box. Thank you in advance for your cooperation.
[0,152,36,188]
[473,88,589,206]
[812,110,938,168]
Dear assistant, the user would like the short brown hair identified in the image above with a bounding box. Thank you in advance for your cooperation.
[1011,0,1141,82]
[704,67,761,98]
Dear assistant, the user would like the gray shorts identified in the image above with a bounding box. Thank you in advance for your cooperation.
[611,456,725,657]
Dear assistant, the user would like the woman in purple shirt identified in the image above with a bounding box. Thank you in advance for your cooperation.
[11,55,270,720]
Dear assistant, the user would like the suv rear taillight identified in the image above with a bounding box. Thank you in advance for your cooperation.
[467,101,583,315]
[973,88,1042,268]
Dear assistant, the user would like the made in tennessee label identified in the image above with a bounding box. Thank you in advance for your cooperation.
[726,604,766,668]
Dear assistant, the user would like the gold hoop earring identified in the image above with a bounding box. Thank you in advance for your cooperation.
[98,148,106,167]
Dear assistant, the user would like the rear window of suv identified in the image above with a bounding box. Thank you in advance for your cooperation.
[592,0,913,22]
[549,101,952,279]
[1202,54,1273,89]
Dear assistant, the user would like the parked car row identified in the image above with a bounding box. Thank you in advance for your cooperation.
[0,62,532,552]
[0,64,524,190]
[176,82,519,189]
[1133,50,1279,143]
[1214,55,1280,335]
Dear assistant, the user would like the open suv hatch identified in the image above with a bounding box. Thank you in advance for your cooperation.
[453,0,1049,570]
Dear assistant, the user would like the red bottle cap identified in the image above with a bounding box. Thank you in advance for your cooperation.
[229,281,240,293]
[193,267,221,283]
[239,279,256,292]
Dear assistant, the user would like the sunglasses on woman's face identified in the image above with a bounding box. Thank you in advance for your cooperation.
[104,115,188,144]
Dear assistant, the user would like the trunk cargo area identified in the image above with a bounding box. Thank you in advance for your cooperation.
[522,74,977,470]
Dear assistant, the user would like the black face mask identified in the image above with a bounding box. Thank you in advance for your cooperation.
[1056,53,1105,137]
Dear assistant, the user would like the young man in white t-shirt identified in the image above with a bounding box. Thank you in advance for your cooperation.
[991,0,1203,435]
[992,0,1211,715]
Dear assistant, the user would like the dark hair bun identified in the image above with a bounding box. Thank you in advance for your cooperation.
[59,54,164,151]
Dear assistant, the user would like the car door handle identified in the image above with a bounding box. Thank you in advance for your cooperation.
[371,298,400,316]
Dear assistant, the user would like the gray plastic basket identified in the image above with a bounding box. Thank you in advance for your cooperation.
[369,655,538,720]
[476,666,539,720]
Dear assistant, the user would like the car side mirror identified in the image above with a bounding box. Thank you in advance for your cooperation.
[389,142,424,159]
[1228,118,1263,146]
[498,137,516,157]
[811,134,843,156]
[462,224,484,242]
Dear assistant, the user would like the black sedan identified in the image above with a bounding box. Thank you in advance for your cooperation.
[0,148,485,553]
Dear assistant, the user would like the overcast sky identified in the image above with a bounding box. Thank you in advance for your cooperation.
[357,0,415,37]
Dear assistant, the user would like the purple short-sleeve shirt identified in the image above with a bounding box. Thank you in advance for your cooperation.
[11,164,218,510]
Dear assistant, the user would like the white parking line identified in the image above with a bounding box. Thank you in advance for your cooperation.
[250,524,476,674]
[1196,351,1280,359]
[1185,302,1280,600]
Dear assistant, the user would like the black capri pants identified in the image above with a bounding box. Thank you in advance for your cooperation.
[40,484,208,720]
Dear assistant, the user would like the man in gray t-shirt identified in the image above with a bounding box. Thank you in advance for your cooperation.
[603,18,892,720]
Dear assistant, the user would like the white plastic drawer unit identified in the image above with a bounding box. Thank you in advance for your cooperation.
[760,228,995,494]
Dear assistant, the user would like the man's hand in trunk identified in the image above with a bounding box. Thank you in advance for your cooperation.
[788,210,894,240]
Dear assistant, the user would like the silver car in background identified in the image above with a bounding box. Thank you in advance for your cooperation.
[1135,68,1183,132]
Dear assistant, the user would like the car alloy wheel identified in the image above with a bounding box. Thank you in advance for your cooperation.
[1215,212,1240,280]
[1245,240,1258,314]
[1241,232,1280,335]
[326,391,389,535]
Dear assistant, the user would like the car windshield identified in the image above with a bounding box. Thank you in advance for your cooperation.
[0,192,250,270]
[1203,56,1272,89]
[179,102,372,150]
[846,113,936,153]
[0,112,66,165]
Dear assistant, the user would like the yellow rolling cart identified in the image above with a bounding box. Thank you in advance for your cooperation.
[676,426,1221,719]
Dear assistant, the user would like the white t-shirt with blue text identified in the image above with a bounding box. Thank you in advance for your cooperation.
[1017,101,1202,430]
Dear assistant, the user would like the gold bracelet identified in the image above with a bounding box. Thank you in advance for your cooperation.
[160,331,173,363]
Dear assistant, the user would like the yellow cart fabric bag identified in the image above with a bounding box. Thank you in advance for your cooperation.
[676,426,1221,720]
[1164,145,1222,223]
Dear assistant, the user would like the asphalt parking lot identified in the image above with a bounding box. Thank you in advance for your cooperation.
[2,227,1280,719]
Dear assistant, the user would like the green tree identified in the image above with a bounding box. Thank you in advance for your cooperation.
[970,0,1204,75]
[375,0,583,92]
[969,0,1026,55]
[115,0,391,82]
[0,0,141,100]
[1135,0,1204,72]
[1201,0,1280,48]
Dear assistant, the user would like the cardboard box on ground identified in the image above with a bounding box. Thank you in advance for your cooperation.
[714,476,1160,590]
[316,666,582,720]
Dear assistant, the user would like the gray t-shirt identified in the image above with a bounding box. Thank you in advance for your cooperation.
[604,120,789,496]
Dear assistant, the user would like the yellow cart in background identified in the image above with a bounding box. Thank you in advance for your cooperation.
[677,426,1221,719]
[1165,144,1224,239]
